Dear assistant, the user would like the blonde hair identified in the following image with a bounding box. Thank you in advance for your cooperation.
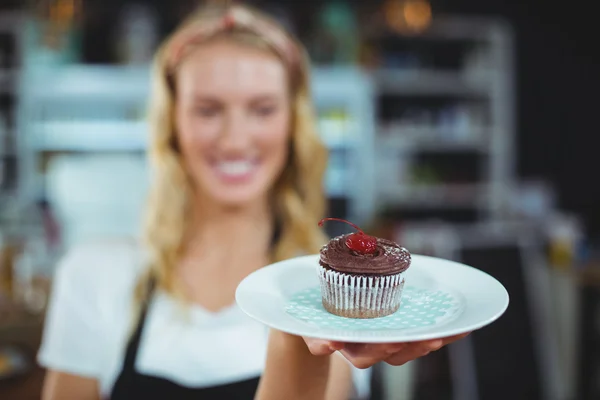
[133,3,329,310]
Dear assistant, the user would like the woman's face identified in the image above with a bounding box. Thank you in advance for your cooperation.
[175,39,291,208]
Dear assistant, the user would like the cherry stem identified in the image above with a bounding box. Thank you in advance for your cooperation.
[318,218,365,235]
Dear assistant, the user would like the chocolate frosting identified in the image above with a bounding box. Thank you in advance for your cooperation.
[319,234,411,276]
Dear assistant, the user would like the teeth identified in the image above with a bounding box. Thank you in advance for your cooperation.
[217,161,254,176]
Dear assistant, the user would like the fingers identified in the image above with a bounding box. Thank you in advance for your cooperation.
[303,338,345,356]
[384,339,443,366]
[340,343,408,369]
[441,332,471,345]
[304,332,473,369]
[343,343,406,357]
[384,332,472,367]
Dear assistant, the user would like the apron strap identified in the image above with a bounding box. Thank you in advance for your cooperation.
[121,275,156,373]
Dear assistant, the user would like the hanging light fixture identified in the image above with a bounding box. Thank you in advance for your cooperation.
[33,0,81,51]
[383,0,432,35]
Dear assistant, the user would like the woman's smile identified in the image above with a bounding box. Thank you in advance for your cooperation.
[210,157,260,184]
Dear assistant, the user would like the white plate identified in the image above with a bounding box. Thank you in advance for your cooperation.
[236,254,509,343]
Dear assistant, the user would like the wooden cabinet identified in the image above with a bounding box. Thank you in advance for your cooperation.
[0,311,45,399]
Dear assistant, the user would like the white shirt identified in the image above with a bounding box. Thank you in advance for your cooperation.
[38,240,371,398]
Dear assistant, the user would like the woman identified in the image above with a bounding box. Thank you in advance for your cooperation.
[38,4,466,399]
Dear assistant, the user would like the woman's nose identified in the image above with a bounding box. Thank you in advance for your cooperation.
[219,113,250,151]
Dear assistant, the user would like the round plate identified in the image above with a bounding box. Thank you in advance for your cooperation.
[235,254,509,343]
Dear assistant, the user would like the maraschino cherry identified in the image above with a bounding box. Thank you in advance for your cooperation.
[318,217,377,255]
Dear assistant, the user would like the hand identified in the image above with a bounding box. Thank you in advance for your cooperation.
[303,332,471,369]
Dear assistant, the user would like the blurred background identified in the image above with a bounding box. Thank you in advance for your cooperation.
[0,0,598,399]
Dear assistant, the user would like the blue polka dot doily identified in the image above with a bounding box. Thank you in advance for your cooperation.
[285,286,464,331]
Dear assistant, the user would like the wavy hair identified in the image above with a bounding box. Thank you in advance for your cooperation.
[133,3,329,310]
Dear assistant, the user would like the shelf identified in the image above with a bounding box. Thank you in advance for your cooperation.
[369,17,516,219]
[21,66,151,101]
[379,183,489,208]
[29,121,148,151]
[378,129,489,152]
[374,69,489,96]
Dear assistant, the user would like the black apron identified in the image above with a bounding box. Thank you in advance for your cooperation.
[110,280,260,400]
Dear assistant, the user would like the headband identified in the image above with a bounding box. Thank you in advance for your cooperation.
[167,6,299,73]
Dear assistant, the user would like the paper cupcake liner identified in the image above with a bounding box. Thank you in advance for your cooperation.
[317,264,406,319]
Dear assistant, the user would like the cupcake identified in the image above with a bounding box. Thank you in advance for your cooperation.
[317,218,411,319]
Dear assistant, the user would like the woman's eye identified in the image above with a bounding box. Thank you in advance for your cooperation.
[255,106,276,117]
[194,107,218,117]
